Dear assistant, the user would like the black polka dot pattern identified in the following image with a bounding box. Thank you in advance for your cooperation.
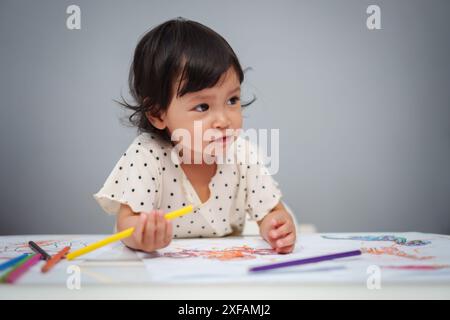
[93,133,283,238]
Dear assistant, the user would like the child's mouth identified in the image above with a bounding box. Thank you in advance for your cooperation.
[214,136,232,144]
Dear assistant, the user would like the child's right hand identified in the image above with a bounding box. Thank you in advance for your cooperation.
[132,210,173,253]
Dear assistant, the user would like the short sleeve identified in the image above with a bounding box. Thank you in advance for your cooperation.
[240,140,283,222]
[93,143,160,215]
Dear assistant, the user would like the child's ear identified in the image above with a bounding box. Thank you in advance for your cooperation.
[145,111,167,130]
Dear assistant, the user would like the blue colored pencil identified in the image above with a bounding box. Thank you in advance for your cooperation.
[0,254,29,271]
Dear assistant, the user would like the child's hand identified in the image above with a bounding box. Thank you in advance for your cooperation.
[132,210,173,253]
[259,209,296,254]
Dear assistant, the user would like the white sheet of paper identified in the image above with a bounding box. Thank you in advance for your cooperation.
[137,232,450,284]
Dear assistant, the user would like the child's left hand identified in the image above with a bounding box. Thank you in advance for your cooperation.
[259,208,297,254]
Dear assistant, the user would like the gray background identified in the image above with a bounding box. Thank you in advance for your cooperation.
[1,0,449,235]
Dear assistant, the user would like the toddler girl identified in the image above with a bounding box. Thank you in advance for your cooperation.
[93,17,297,254]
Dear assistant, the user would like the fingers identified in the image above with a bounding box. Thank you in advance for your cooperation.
[276,244,295,254]
[133,213,147,244]
[265,217,296,254]
[154,210,166,247]
[263,233,278,250]
[269,222,291,240]
[275,233,296,254]
[139,210,172,252]
[164,219,173,245]
[142,210,156,249]
[271,216,287,228]
[276,232,295,248]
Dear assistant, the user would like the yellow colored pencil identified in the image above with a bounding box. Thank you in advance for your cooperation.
[66,204,194,260]
[164,204,193,220]
[66,227,134,260]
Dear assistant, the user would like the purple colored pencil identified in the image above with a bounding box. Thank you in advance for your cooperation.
[249,250,362,272]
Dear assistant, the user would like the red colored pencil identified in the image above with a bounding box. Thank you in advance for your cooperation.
[41,246,70,273]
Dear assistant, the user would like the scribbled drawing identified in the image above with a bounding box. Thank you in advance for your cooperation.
[381,264,450,271]
[322,235,431,246]
[160,245,277,261]
[14,240,57,250]
[0,239,88,259]
[362,247,434,260]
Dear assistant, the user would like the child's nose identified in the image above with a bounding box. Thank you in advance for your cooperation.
[211,110,231,129]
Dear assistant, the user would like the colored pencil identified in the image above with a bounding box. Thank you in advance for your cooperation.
[0,254,29,272]
[66,228,134,260]
[0,254,33,282]
[249,250,362,272]
[66,204,194,260]
[4,254,41,284]
[164,204,194,220]
[41,246,70,273]
[28,241,51,260]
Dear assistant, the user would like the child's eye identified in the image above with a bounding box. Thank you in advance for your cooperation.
[227,96,240,106]
[193,104,209,112]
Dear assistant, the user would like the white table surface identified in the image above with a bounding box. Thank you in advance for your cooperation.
[1,232,450,300]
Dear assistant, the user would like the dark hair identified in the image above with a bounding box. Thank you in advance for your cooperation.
[117,17,256,141]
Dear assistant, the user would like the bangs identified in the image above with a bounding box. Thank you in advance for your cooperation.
[171,21,244,98]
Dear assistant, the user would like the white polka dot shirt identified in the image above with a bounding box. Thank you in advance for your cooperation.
[93,133,282,238]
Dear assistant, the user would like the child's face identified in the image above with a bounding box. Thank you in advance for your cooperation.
[154,67,243,161]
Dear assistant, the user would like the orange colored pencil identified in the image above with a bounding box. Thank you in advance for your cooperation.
[41,246,70,273]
